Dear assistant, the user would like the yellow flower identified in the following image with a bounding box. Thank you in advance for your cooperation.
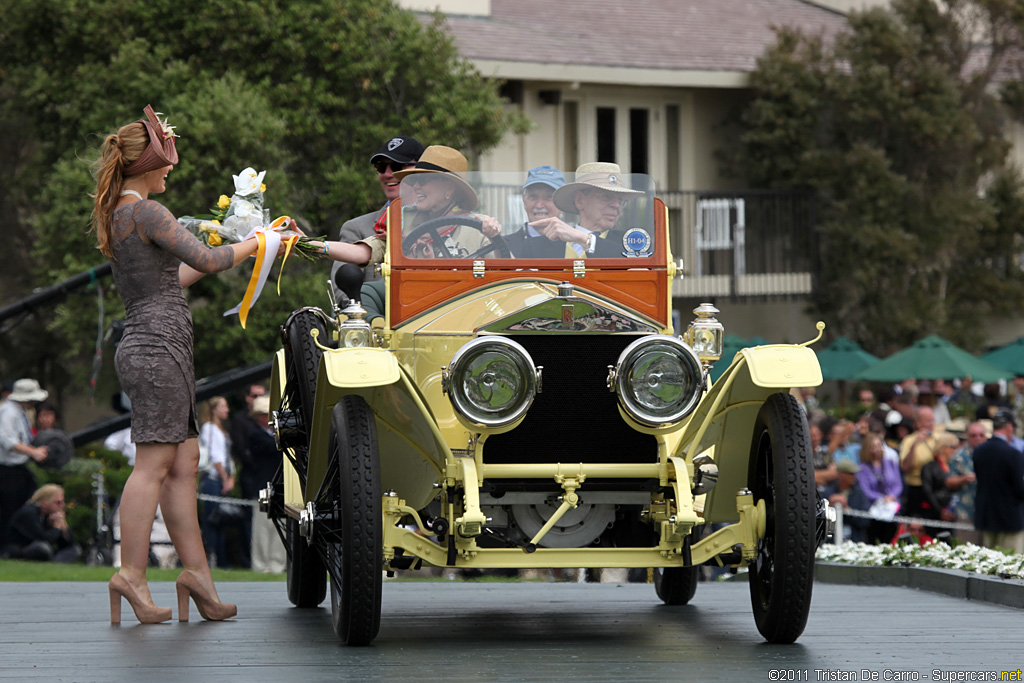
[208,233,223,246]
[212,219,221,225]
[217,194,231,209]
[260,183,267,193]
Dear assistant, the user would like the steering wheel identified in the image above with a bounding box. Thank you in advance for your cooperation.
[401,215,512,259]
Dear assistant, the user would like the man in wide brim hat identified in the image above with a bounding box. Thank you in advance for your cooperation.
[552,161,643,214]
[0,378,51,548]
[393,145,479,211]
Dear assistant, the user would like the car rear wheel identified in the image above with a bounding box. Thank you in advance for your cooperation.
[286,517,327,607]
[747,392,816,644]
[328,396,382,646]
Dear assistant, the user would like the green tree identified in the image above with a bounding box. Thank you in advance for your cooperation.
[0,0,525,394]
[733,0,1024,355]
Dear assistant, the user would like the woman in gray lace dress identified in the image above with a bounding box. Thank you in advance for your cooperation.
[92,106,255,624]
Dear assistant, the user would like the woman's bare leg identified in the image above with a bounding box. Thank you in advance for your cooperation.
[159,438,222,601]
[117,442,177,604]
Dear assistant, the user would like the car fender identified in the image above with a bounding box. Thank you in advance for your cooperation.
[305,347,449,510]
[676,344,821,523]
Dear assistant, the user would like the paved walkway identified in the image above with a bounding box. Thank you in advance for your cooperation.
[0,580,1021,682]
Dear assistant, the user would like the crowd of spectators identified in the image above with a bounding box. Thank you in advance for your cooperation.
[797,379,1024,553]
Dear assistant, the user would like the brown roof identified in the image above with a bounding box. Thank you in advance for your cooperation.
[436,0,849,74]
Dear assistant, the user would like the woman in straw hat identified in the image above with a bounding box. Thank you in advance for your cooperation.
[92,105,251,624]
[309,145,502,264]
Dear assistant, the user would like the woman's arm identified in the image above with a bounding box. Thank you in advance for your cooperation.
[316,240,372,265]
[134,201,259,283]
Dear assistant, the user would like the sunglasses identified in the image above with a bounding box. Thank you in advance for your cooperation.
[374,161,413,175]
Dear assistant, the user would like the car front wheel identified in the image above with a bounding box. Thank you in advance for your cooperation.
[747,392,816,644]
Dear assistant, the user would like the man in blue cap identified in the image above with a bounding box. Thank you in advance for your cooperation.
[505,165,579,258]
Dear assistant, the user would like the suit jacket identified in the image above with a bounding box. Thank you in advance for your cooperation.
[504,226,626,259]
[972,436,1024,532]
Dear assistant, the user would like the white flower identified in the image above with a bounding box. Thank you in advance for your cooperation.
[231,198,257,220]
[232,167,266,197]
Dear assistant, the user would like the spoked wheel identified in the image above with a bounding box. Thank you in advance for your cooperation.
[748,392,816,644]
[654,526,705,606]
[327,395,382,646]
[285,517,327,607]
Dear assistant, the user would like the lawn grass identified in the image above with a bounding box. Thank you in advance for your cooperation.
[0,559,284,582]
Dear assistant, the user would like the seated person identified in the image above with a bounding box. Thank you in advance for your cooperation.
[2,484,80,563]
[311,145,502,265]
[823,461,871,543]
[529,161,644,258]
[504,165,578,257]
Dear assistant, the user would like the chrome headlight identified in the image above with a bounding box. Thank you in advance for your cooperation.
[609,335,704,427]
[442,337,541,430]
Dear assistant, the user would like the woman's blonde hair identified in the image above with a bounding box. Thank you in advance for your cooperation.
[859,432,882,464]
[30,484,64,505]
[199,396,228,426]
[90,121,149,258]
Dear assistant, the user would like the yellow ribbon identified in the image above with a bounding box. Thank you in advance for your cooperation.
[236,231,267,329]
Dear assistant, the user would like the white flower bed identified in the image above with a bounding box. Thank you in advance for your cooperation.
[816,541,1024,580]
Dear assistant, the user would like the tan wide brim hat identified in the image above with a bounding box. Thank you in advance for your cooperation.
[553,162,644,213]
[251,395,270,416]
[9,378,48,403]
[393,145,479,211]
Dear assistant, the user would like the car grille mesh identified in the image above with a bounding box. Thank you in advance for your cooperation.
[483,334,659,465]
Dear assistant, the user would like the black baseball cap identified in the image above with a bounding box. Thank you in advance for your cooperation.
[369,136,424,165]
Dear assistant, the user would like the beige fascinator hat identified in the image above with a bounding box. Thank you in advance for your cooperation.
[553,161,643,213]
[393,145,479,211]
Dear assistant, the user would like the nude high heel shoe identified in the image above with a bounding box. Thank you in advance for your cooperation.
[108,573,172,624]
[176,570,237,622]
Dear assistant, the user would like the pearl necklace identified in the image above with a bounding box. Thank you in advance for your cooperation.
[120,189,144,200]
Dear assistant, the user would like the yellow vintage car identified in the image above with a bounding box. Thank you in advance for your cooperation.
[261,169,831,646]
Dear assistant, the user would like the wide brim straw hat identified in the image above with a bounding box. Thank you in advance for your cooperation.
[9,378,48,402]
[123,104,179,176]
[393,145,478,211]
[553,162,643,213]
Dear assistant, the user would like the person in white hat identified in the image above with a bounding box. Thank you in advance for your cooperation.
[536,161,645,258]
[0,378,50,550]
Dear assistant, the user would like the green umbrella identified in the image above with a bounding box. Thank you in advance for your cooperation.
[854,335,1011,384]
[709,334,748,383]
[981,336,1024,377]
[817,336,881,418]
[816,336,880,381]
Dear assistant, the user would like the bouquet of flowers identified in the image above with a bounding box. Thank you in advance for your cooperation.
[179,167,324,260]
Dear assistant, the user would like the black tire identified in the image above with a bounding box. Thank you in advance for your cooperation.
[328,396,383,646]
[654,526,704,605]
[286,517,327,608]
[284,309,328,431]
[747,392,816,644]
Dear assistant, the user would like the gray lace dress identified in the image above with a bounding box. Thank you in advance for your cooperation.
[110,200,235,444]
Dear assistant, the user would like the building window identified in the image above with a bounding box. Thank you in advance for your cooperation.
[564,101,579,170]
[630,108,649,175]
[597,107,616,163]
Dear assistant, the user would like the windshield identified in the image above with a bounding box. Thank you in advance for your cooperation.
[393,171,658,263]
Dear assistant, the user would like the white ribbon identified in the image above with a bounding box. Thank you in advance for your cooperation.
[223,227,283,322]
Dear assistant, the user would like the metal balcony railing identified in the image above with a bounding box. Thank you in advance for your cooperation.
[662,189,818,300]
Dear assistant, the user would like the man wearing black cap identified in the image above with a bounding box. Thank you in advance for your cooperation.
[972,409,1024,553]
[330,136,424,284]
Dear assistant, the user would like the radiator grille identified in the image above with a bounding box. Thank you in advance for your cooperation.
[483,334,658,465]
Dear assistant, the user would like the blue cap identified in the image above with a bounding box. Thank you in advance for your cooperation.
[523,165,565,191]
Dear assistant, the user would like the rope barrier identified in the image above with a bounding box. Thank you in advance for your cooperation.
[837,505,974,531]
[196,493,258,507]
